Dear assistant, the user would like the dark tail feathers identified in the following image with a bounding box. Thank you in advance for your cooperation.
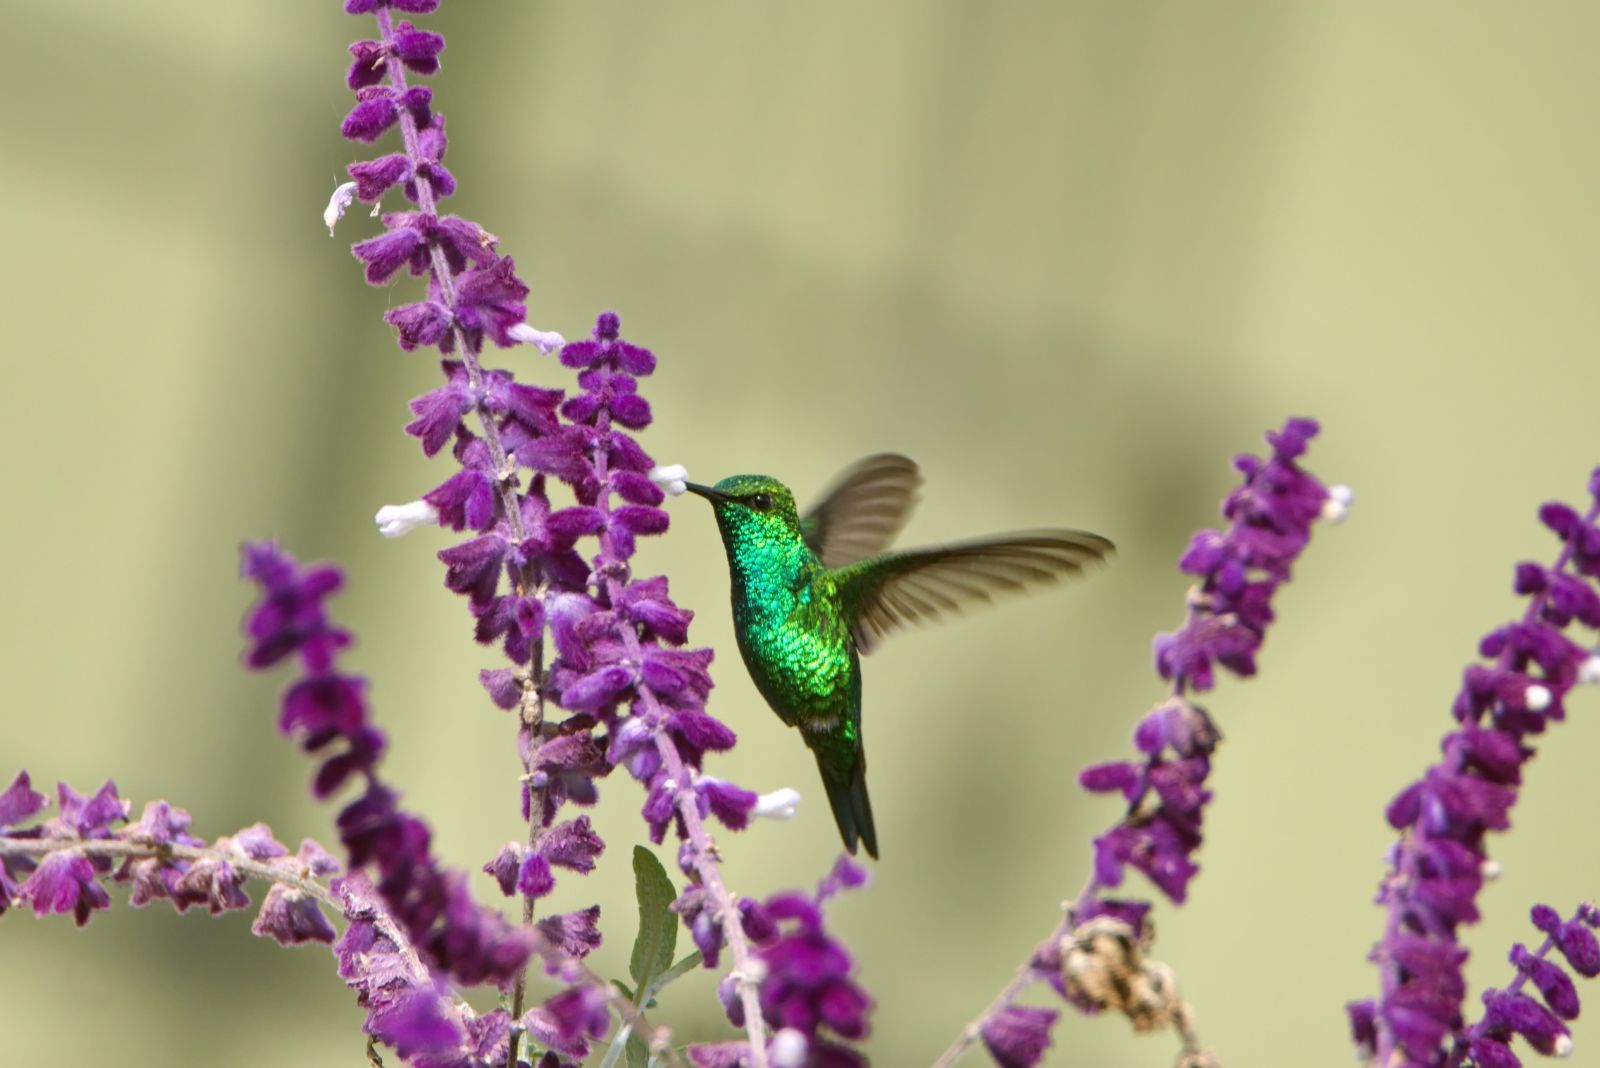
[818,751,878,859]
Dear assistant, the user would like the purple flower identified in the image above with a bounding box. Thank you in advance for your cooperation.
[20,851,110,925]
[538,816,605,873]
[0,771,48,830]
[253,883,338,946]
[525,986,609,1059]
[980,1004,1058,1068]
[536,905,603,959]
[698,779,759,830]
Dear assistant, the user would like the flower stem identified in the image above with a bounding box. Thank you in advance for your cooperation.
[584,402,771,1066]
[648,720,771,1068]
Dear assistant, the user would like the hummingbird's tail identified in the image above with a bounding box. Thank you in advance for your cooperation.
[817,749,878,860]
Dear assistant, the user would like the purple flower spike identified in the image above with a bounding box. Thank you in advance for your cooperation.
[241,543,533,988]
[939,421,1339,1068]
[328,2,842,1055]
[1077,422,1334,910]
[1361,472,1600,1066]
[1154,419,1333,691]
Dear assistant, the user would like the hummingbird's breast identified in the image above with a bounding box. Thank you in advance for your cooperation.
[730,568,859,732]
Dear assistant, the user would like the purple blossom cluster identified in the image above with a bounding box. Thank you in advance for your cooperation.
[331,872,559,1068]
[1350,471,1600,1067]
[242,542,534,989]
[244,544,658,1066]
[693,858,874,1068]
[0,771,337,945]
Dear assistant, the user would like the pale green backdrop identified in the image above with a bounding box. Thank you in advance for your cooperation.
[3,3,1599,1066]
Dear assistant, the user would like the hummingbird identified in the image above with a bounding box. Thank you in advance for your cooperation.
[683,454,1113,858]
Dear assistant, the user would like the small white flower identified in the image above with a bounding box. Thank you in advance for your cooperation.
[1578,653,1600,686]
[650,464,689,497]
[507,321,567,354]
[375,500,440,538]
[1481,859,1502,880]
[770,1029,809,1068]
[753,787,802,820]
[1525,684,1552,712]
[323,181,358,236]
[1322,484,1354,524]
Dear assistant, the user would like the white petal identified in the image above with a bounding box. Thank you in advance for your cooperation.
[1322,484,1355,524]
[375,500,440,538]
[650,464,689,497]
[323,181,358,236]
[507,321,567,354]
[770,1029,809,1068]
[1525,684,1552,712]
[1578,654,1600,685]
[753,788,801,820]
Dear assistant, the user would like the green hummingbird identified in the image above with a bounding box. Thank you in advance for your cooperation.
[683,454,1113,858]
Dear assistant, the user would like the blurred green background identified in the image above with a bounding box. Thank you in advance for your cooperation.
[4,2,1600,1065]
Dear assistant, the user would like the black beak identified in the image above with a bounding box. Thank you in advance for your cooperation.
[684,482,733,504]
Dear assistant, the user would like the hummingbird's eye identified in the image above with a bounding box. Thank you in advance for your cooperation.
[748,493,773,512]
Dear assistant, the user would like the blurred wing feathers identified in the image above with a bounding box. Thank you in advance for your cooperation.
[800,454,923,568]
[836,531,1114,653]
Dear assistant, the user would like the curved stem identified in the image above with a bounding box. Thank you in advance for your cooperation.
[647,718,771,1067]
[0,834,682,1064]
[0,835,338,903]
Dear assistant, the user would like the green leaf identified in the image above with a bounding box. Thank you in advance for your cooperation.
[628,845,678,997]
[625,1028,651,1068]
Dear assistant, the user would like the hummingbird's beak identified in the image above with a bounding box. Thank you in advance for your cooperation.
[683,482,732,505]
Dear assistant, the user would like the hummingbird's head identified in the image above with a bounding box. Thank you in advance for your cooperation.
[683,473,802,541]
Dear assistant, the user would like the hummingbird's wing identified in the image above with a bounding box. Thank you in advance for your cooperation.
[833,530,1114,654]
[800,454,923,569]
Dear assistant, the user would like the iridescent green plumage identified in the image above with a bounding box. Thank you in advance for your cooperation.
[686,455,1113,858]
